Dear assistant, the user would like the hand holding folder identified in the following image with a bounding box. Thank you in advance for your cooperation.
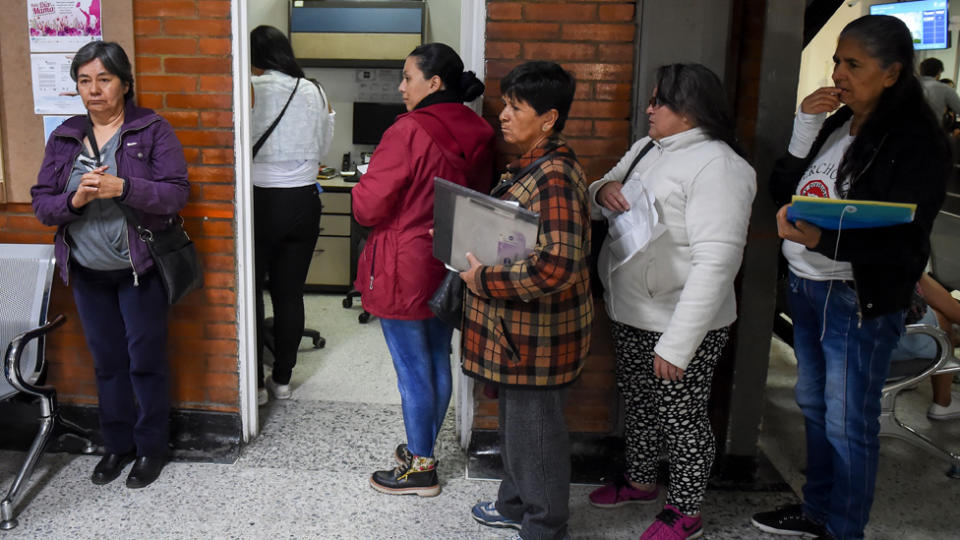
[433,177,540,271]
[786,195,916,230]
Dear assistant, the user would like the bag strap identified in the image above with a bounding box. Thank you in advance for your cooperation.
[252,77,301,159]
[621,140,656,186]
[490,148,577,198]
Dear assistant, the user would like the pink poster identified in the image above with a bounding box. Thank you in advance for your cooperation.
[27,0,102,52]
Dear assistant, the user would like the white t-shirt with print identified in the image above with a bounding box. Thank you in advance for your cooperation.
[782,117,855,281]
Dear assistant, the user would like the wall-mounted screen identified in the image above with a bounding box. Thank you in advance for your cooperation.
[870,0,949,50]
[353,102,407,145]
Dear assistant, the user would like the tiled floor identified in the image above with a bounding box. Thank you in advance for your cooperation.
[1,294,958,539]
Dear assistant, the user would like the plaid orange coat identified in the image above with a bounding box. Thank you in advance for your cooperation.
[461,137,593,387]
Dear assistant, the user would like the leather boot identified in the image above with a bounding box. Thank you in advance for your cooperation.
[125,456,166,489]
[91,452,135,485]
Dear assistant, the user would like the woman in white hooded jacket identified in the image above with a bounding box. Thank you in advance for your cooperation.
[586,64,756,540]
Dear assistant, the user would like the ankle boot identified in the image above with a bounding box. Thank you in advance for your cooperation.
[369,455,440,497]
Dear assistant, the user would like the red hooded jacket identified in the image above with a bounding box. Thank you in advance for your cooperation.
[352,102,495,319]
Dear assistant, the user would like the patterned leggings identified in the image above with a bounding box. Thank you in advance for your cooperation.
[611,321,730,515]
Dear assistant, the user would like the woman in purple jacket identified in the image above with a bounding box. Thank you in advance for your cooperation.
[31,41,189,489]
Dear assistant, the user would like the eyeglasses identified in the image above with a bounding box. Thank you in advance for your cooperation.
[648,95,666,109]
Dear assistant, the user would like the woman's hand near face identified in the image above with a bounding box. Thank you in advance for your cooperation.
[654,354,684,381]
[800,87,843,115]
[776,204,822,249]
[596,182,631,213]
[71,165,125,208]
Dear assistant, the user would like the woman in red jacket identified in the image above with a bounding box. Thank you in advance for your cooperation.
[352,42,495,496]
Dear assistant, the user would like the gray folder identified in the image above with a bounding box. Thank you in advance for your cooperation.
[433,177,540,271]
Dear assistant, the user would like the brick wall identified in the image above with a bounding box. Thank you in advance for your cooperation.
[0,0,239,413]
[474,0,638,434]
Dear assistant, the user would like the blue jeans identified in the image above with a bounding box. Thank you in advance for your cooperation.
[380,317,453,457]
[787,272,904,540]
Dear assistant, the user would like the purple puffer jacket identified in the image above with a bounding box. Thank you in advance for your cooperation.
[31,101,190,284]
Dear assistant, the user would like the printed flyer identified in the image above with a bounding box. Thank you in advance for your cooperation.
[28,0,102,52]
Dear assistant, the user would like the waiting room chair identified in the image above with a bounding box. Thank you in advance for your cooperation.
[880,323,960,479]
[1,244,93,530]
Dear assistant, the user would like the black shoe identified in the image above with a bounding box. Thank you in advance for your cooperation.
[125,456,166,489]
[369,461,440,497]
[395,443,412,466]
[751,504,827,537]
[91,452,135,485]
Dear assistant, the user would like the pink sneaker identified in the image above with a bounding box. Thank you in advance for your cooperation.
[640,505,703,539]
[588,475,659,508]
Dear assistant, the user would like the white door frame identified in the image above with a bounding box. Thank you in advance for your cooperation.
[234,0,487,442]
[232,0,258,442]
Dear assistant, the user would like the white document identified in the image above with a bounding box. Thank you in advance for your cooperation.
[600,182,664,271]
[31,53,85,115]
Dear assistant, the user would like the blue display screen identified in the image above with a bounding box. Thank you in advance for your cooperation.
[870,0,949,50]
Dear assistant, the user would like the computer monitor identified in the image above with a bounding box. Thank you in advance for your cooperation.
[870,0,949,50]
[352,102,407,145]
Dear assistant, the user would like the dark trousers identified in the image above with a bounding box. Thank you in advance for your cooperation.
[254,185,322,385]
[496,386,570,540]
[71,264,170,457]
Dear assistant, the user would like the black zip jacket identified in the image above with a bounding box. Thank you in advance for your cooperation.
[771,106,949,319]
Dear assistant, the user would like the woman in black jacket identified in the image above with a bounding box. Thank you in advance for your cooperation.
[751,15,949,540]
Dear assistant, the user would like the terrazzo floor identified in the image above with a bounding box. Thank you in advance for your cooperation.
[1,294,957,539]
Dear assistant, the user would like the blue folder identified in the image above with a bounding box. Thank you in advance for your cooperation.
[786,195,916,230]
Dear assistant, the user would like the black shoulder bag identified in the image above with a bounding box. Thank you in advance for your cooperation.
[589,140,655,297]
[429,150,570,329]
[252,78,300,159]
[88,121,204,304]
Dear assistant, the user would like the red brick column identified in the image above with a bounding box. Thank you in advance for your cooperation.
[474,1,638,433]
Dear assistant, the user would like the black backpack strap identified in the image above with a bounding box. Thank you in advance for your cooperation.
[252,78,301,159]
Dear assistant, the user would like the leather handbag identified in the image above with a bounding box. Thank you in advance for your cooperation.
[117,205,204,305]
[428,269,464,329]
[589,140,655,297]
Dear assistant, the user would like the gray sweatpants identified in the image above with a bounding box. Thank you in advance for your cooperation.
[495,385,570,540]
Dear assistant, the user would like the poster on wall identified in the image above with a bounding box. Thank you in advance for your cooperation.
[27,0,102,52]
[31,53,85,115]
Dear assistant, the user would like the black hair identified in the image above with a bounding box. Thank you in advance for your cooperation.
[408,42,484,102]
[941,78,955,87]
[835,15,944,196]
[70,41,135,101]
[653,63,744,156]
[500,61,575,132]
[251,25,305,79]
[919,57,944,77]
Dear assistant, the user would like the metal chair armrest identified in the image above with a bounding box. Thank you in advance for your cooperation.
[884,323,954,394]
[3,314,66,400]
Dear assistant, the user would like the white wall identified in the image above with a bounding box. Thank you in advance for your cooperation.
[797,1,960,109]
[247,0,462,168]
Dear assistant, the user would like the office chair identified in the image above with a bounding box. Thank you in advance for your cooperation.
[1,244,93,530]
[262,317,325,353]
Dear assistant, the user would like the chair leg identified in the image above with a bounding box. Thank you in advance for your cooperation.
[879,409,960,471]
[52,413,95,454]
[0,406,55,530]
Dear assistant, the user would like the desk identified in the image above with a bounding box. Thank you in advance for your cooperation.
[307,177,361,292]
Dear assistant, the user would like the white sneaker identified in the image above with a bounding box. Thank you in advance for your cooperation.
[257,388,268,406]
[265,378,292,400]
[927,392,960,420]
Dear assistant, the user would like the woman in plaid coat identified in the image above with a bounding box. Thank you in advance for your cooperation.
[462,61,593,540]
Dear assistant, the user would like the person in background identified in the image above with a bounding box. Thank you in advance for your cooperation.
[586,63,755,540]
[464,61,593,540]
[250,25,334,405]
[919,57,960,131]
[890,273,960,420]
[352,42,495,497]
[31,41,189,488]
[751,15,950,540]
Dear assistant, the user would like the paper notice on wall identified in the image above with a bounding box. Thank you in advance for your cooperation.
[28,0,103,52]
[42,115,71,144]
[31,53,85,115]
